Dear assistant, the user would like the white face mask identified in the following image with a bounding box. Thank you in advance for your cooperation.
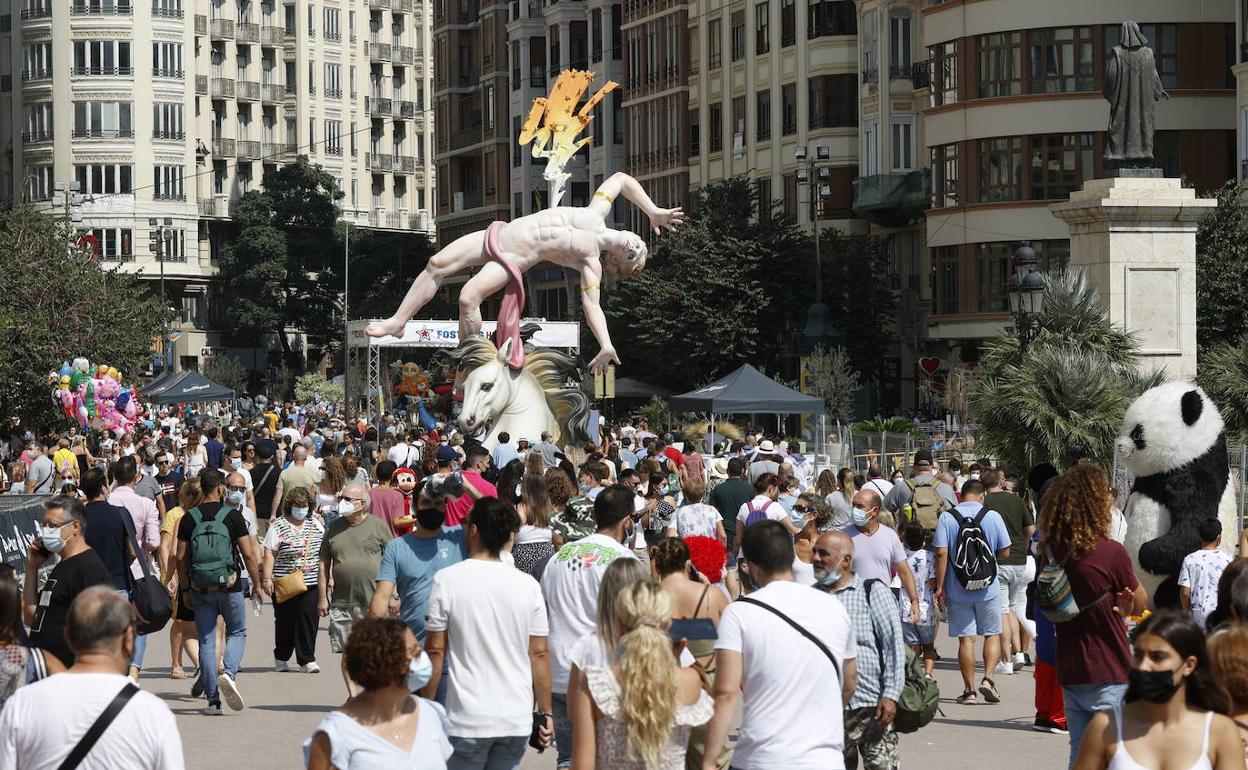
[337,498,358,516]
[229,457,242,469]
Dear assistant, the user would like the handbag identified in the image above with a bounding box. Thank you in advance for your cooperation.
[272,521,314,604]
[119,506,172,635]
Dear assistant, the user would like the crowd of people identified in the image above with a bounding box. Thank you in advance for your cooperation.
[0,406,1247,770]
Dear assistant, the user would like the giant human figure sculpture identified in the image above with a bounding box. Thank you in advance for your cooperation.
[365,172,682,374]
[1103,21,1169,167]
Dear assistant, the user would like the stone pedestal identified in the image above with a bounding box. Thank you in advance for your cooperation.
[1049,177,1215,382]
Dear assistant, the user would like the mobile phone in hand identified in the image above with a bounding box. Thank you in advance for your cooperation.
[528,712,548,752]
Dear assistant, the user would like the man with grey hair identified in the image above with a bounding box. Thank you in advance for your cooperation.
[318,481,391,696]
[0,587,184,768]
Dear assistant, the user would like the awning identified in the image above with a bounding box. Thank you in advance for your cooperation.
[670,364,823,414]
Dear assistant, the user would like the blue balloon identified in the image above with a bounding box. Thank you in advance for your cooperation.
[116,391,130,411]
[59,362,72,377]
[416,399,437,431]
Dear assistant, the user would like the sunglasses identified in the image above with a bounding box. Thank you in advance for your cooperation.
[792,504,810,513]
[226,485,246,493]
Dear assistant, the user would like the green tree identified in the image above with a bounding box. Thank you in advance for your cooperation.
[201,354,250,393]
[804,344,860,427]
[1196,181,1248,358]
[970,270,1162,473]
[294,372,344,405]
[0,206,171,426]
[345,228,447,319]
[1196,336,1248,443]
[818,229,897,407]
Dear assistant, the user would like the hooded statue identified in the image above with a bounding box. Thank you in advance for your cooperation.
[1104,21,1169,165]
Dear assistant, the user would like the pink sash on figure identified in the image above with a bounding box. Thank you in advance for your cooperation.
[484,220,526,369]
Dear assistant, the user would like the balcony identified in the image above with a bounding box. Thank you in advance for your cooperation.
[198,195,230,217]
[888,61,929,89]
[237,139,261,159]
[71,2,133,14]
[237,79,260,100]
[396,45,415,65]
[19,6,53,19]
[366,96,392,116]
[284,84,297,103]
[195,75,208,94]
[236,21,259,43]
[262,141,284,158]
[152,67,183,78]
[22,68,53,81]
[367,0,391,8]
[209,17,234,39]
[260,82,283,102]
[152,129,185,140]
[71,66,134,76]
[401,0,416,10]
[851,170,931,228]
[210,77,235,98]
[398,100,416,118]
[21,130,54,143]
[911,60,931,89]
[152,3,182,17]
[71,128,134,139]
[396,155,416,173]
[366,152,394,172]
[194,13,206,33]
[325,87,342,98]
[260,25,284,45]
[212,137,237,157]
[369,42,392,61]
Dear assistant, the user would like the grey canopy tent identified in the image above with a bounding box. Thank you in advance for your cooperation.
[144,371,236,404]
[670,364,822,413]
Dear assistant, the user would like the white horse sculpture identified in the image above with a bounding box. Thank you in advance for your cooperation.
[449,337,591,451]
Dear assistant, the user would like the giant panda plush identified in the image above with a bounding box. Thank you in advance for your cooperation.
[1116,382,1239,608]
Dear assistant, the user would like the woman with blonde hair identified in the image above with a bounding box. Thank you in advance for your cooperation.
[814,469,837,500]
[160,477,204,679]
[1208,624,1248,761]
[570,580,711,769]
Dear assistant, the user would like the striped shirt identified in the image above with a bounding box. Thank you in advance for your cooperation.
[827,574,906,710]
[262,516,325,586]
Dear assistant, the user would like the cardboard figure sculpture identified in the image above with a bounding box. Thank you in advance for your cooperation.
[394,362,432,399]
[365,71,683,376]
[391,467,419,535]
[1116,382,1239,608]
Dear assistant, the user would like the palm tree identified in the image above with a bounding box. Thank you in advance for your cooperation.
[1197,337,1248,443]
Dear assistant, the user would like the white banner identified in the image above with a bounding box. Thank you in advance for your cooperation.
[348,319,580,351]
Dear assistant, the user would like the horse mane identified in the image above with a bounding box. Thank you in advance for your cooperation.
[446,336,591,446]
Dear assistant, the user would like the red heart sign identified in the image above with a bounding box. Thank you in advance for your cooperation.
[919,357,942,376]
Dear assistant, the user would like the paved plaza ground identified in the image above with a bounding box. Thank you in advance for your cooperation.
[141,603,1070,769]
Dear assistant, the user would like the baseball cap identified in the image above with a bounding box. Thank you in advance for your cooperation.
[914,449,934,467]
[436,446,458,463]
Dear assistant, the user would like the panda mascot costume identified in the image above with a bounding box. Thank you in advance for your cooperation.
[1116,382,1239,608]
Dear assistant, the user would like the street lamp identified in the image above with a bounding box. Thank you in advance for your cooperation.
[149,217,174,372]
[1008,241,1046,348]
[796,145,836,352]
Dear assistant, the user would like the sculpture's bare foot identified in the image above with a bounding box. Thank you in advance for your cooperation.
[366,317,408,338]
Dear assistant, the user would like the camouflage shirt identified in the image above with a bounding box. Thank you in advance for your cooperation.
[550,495,597,542]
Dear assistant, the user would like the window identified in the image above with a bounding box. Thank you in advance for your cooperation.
[977,242,1011,312]
[307,3,314,36]
[688,26,700,73]
[934,245,958,314]
[74,164,134,194]
[153,103,183,139]
[977,32,1021,97]
[978,136,1023,201]
[325,63,341,97]
[23,43,53,79]
[732,96,745,151]
[308,118,315,150]
[611,5,622,59]
[72,41,132,75]
[780,0,794,47]
[323,7,340,40]
[89,228,133,260]
[308,60,316,94]
[757,177,772,219]
[862,120,878,175]
[781,83,796,135]
[1028,133,1094,199]
[931,143,958,207]
[860,8,877,79]
[153,165,184,199]
[613,91,623,144]
[755,2,769,54]
[325,120,341,154]
[483,83,495,131]
[756,89,771,140]
[783,173,797,221]
[73,101,133,138]
[731,11,744,62]
[810,0,854,40]
[152,42,183,77]
[25,104,53,141]
[807,74,856,128]
[689,109,700,156]
[708,18,721,69]
[890,117,914,171]
[590,9,602,62]
[930,41,957,106]
[1029,27,1094,93]
[25,165,54,200]
[1105,23,1177,89]
[888,8,910,69]
[709,102,722,152]
[153,0,181,15]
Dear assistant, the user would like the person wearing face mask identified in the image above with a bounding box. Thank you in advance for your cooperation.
[23,495,114,668]
[305,617,452,770]
[812,530,907,770]
[369,475,476,703]
[261,485,326,674]
[0,587,185,769]
[218,446,258,516]
[846,487,921,627]
[318,483,392,697]
[1073,611,1242,770]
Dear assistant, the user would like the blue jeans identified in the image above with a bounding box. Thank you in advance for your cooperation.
[1062,683,1127,767]
[552,692,573,768]
[194,590,247,704]
[447,735,527,770]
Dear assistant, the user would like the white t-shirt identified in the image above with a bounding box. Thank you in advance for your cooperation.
[0,672,184,770]
[735,496,788,555]
[671,503,723,539]
[715,581,856,770]
[900,548,937,626]
[279,427,302,447]
[426,558,549,738]
[387,442,418,468]
[862,478,894,500]
[540,533,637,692]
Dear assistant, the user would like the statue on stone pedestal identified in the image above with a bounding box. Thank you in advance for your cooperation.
[1104,21,1169,168]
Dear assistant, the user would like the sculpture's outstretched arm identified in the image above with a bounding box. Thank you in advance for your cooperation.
[590,172,685,234]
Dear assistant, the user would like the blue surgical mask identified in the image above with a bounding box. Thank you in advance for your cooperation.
[407,650,433,692]
[851,507,870,528]
[579,482,591,494]
[815,568,842,588]
[40,524,68,554]
[291,506,309,521]
[226,489,245,507]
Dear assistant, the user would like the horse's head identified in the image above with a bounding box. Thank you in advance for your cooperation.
[458,339,516,437]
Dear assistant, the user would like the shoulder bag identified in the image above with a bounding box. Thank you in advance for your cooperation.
[736,596,840,680]
[56,683,139,770]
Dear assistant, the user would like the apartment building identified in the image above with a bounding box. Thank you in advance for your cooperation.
[854,0,1236,411]
[0,0,434,371]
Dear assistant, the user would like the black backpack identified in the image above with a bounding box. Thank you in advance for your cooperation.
[948,509,997,591]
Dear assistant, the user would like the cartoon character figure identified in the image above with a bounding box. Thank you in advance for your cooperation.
[394,362,432,399]
[392,467,419,535]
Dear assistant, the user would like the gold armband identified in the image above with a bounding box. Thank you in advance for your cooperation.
[581,284,600,293]
[594,191,614,204]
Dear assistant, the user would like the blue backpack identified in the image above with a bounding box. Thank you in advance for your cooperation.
[743,501,770,529]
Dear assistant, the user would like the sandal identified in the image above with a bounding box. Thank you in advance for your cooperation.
[956,690,977,705]
[171,667,189,680]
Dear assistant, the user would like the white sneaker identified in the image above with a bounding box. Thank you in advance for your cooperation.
[995,661,1014,676]
[1013,652,1027,668]
[217,673,245,711]
[274,659,290,673]
[301,661,321,674]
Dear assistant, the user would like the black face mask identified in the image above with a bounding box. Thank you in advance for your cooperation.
[415,506,446,531]
[1125,668,1182,704]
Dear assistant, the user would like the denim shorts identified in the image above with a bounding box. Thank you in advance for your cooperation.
[947,598,1002,638]
[902,622,936,645]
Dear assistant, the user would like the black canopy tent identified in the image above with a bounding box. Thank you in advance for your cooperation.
[670,364,822,414]
[614,377,674,399]
[144,371,236,404]
[142,370,176,396]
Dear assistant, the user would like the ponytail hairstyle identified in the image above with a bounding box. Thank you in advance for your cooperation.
[615,581,678,770]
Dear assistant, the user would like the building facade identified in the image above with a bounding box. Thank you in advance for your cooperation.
[1,0,434,372]
[855,0,1236,411]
